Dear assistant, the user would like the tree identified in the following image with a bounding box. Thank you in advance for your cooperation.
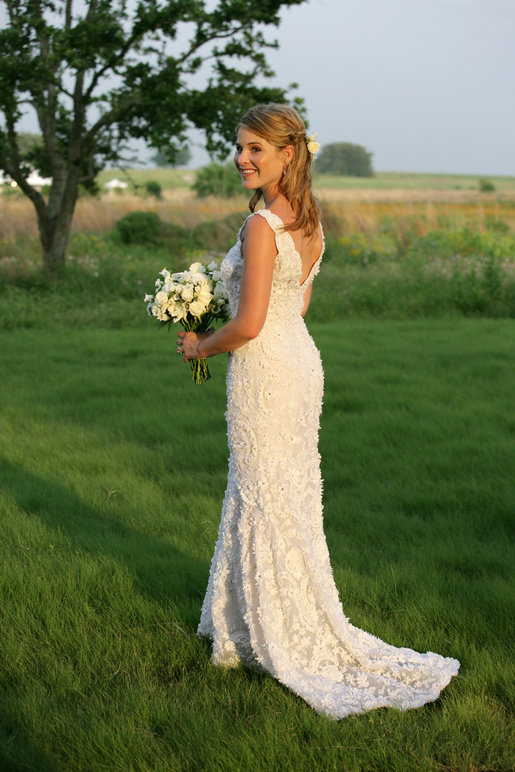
[151,145,191,167]
[0,0,305,276]
[316,142,374,177]
[192,161,242,198]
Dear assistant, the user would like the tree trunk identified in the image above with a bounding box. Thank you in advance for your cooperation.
[39,212,74,278]
[37,173,79,279]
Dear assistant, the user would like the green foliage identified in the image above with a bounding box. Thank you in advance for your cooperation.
[479,177,496,193]
[192,162,243,198]
[2,218,514,333]
[0,320,513,770]
[145,179,162,199]
[316,142,374,177]
[151,145,192,167]
[0,0,306,273]
[313,225,515,321]
[114,211,163,245]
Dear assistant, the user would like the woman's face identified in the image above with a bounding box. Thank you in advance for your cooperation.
[234,127,291,194]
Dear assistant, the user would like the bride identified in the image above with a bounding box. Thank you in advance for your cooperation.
[176,103,459,719]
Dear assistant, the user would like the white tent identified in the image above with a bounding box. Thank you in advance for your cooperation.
[27,170,52,187]
[104,178,128,190]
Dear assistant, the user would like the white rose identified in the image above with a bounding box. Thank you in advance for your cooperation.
[207,261,218,271]
[155,289,168,306]
[189,300,206,317]
[307,141,320,156]
[197,284,213,306]
[189,262,205,274]
[170,302,186,322]
[159,268,170,279]
[154,304,168,322]
[211,269,222,282]
[165,294,183,317]
[181,284,194,302]
[144,294,153,302]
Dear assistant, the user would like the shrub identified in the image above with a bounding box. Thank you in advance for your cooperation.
[145,180,162,199]
[479,178,495,193]
[192,162,242,197]
[114,211,162,244]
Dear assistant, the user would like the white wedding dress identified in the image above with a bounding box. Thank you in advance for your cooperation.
[197,209,459,719]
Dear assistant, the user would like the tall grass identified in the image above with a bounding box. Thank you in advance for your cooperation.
[0,321,513,771]
[1,188,514,245]
[1,193,514,329]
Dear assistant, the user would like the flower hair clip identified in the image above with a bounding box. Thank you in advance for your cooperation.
[306,132,321,158]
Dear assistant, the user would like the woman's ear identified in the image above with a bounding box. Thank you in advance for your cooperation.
[282,144,294,167]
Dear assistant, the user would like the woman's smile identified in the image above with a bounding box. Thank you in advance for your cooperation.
[234,127,286,195]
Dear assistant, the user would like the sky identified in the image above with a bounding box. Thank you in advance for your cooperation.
[188,0,515,175]
[9,0,515,175]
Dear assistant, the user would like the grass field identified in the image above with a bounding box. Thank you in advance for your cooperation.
[1,319,514,771]
[93,168,515,195]
[0,171,514,770]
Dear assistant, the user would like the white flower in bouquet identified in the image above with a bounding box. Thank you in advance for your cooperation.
[144,257,229,383]
[189,262,205,274]
[180,284,194,303]
[189,300,206,317]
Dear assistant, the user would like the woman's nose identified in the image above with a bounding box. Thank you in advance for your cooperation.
[237,149,249,165]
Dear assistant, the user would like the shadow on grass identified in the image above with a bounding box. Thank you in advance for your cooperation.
[0,454,209,626]
[0,719,57,772]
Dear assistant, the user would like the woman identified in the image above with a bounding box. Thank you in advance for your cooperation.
[176,103,459,719]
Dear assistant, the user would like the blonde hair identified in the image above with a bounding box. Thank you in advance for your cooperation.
[237,103,320,237]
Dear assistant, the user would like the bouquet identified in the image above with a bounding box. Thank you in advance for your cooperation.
[144,260,230,384]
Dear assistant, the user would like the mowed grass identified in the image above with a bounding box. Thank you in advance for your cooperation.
[1,319,514,771]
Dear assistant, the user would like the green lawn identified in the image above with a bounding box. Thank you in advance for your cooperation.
[1,319,513,771]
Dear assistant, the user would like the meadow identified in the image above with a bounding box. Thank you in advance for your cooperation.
[0,173,514,771]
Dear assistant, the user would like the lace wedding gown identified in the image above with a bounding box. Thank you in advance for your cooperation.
[197,209,459,719]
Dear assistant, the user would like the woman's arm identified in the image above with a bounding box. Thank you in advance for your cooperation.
[177,215,277,360]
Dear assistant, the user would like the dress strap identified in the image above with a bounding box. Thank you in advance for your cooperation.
[251,209,293,254]
[253,208,285,233]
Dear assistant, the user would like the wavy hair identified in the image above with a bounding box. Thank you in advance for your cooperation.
[236,103,320,237]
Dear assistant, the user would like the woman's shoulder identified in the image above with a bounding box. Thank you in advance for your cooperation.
[240,210,280,249]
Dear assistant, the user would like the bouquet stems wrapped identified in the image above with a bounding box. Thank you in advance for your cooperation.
[179,313,213,384]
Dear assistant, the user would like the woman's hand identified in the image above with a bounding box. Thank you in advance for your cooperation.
[176,328,214,362]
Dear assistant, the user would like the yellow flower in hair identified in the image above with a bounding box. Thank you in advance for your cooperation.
[306,132,320,157]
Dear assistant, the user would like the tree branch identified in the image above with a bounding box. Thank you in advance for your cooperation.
[0,122,46,219]
[85,94,142,142]
[65,0,73,30]
[176,22,246,66]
